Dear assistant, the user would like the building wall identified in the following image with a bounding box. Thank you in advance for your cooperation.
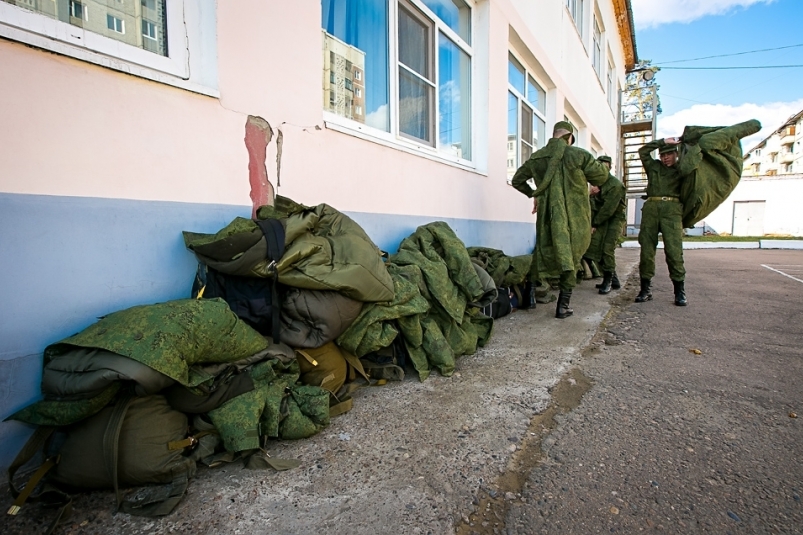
[0,0,631,468]
[743,113,803,177]
[697,175,803,236]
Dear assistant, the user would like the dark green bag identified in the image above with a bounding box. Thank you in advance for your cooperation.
[8,394,197,525]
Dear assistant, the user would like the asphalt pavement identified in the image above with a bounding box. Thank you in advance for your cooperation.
[2,248,801,535]
[508,249,803,534]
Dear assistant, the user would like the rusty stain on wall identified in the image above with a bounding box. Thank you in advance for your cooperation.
[244,115,275,218]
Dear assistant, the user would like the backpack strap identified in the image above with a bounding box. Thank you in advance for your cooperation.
[7,426,73,535]
[255,218,286,343]
[102,392,135,511]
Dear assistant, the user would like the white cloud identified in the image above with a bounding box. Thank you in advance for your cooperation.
[364,104,389,131]
[632,0,775,29]
[656,99,803,150]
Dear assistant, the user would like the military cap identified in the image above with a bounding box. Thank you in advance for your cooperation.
[658,143,678,154]
[597,155,612,164]
[553,121,575,145]
[553,121,574,135]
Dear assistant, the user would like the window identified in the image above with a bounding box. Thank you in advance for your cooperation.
[783,163,793,173]
[606,58,615,110]
[107,15,124,34]
[507,53,547,181]
[592,15,602,79]
[142,19,157,39]
[321,0,473,162]
[0,0,214,94]
[566,0,584,37]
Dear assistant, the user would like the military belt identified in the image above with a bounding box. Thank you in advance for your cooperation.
[646,196,680,202]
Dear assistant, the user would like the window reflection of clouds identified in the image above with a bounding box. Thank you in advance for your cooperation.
[439,35,471,159]
[420,0,471,43]
[322,0,389,131]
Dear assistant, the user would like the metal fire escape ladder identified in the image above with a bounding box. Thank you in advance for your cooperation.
[618,84,658,197]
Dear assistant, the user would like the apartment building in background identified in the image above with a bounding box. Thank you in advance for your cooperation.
[695,109,803,236]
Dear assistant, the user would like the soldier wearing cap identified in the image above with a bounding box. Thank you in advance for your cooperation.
[585,155,627,294]
[511,121,610,319]
[635,137,687,306]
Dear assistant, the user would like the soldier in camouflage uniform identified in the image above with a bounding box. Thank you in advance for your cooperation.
[635,137,687,306]
[511,121,610,319]
[585,155,627,294]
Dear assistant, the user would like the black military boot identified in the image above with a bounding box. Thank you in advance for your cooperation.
[598,272,613,294]
[611,271,621,290]
[555,291,573,319]
[673,280,687,306]
[634,279,652,302]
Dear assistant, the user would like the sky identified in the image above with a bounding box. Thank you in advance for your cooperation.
[631,0,803,150]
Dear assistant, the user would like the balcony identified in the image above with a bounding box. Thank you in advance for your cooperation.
[780,126,796,145]
[781,151,795,164]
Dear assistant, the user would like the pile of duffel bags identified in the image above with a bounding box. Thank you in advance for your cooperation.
[6,195,533,528]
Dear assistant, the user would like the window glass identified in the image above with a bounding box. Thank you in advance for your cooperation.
[535,115,545,151]
[321,0,472,162]
[322,0,390,131]
[399,69,431,142]
[520,102,533,162]
[526,75,545,115]
[508,54,525,95]
[438,32,471,159]
[399,5,430,78]
[2,0,168,55]
[508,54,548,179]
[592,16,601,78]
[507,91,518,180]
[420,0,470,43]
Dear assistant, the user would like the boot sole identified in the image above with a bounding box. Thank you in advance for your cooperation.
[634,295,653,303]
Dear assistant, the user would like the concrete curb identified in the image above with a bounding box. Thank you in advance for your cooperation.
[621,240,803,250]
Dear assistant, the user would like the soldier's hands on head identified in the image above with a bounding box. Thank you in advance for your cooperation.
[665,137,681,145]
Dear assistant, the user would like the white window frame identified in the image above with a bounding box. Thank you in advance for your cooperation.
[107,15,125,35]
[606,54,615,111]
[0,0,218,96]
[566,0,584,39]
[592,14,602,80]
[69,1,88,21]
[322,0,477,170]
[507,50,548,175]
[142,19,158,41]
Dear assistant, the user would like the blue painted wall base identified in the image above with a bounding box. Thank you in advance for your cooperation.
[0,192,535,469]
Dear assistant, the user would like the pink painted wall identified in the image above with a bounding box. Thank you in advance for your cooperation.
[1,0,624,224]
[0,40,249,206]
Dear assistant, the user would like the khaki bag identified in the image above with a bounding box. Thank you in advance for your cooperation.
[296,342,369,416]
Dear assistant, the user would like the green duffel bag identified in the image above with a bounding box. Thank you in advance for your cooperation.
[51,394,195,487]
[8,394,198,527]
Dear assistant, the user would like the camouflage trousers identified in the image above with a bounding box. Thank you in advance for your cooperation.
[638,200,685,281]
[586,214,626,272]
